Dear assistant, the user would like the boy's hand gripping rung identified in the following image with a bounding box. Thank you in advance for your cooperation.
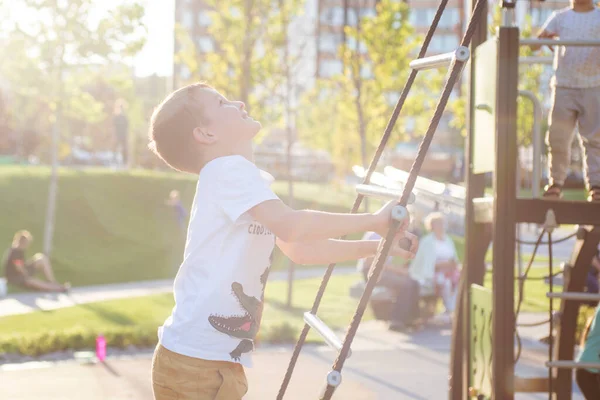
[303,312,352,359]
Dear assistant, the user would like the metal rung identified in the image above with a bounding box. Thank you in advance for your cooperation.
[304,312,352,358]
[356,184,415,205]
[519,56,553,65]
[409,46,470,71]
[546,292,600,301]
[546,361,600,370]
[520,39,600,47]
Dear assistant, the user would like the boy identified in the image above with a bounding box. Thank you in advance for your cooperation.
[147,83,418,399]
[534,0,600,201]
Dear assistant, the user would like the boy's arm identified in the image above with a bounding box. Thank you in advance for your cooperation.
[249,199,399,243]
[532,13,558,52]
[277,233,418,266]
[531,29,557,51]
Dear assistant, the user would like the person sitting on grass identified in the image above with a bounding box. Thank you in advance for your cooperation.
[146,82,418,400]
[3,230,69,293]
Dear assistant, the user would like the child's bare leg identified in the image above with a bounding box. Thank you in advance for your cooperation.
[31,254,58,283]
[24,277,66,292]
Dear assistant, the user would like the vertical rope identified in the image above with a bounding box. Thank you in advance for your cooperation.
[548,231,554,399]
[275,1,451,398]
[320,2,489,399]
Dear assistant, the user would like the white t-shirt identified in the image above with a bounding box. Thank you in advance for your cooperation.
[435,237,456,263]
[158,155,279,367]
[541,7,600,88]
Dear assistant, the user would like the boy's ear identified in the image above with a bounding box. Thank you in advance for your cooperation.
[192,126,217,145]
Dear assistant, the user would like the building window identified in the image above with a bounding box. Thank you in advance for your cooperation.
[359,8,376,19]
[439,8,459,29]
[196,36,214,53]
[319,32,341,53]
[430,34,459,52]
[410,9,429,27]
[319,59,343,78]
[181,12,194,29]
[198,12,211,27]
[321,7,357,26]
[347,36,368,54]
[360,63,373,80]
[180,65,191,80]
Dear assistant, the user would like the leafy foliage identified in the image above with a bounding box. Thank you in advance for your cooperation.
[0,0,146,161]
[297,0,444,173]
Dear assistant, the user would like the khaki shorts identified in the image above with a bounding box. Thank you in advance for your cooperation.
[151,345,248,400]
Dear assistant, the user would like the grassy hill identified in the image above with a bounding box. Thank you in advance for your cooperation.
[0,167,363,287]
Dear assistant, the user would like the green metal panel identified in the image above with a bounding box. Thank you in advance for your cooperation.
[469,284,493,399]
[472,38,498,174]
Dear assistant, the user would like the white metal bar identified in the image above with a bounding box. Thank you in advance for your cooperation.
[546,361,600,370]
[519,56,553,65]
[409,46,470,71]
[520,39,600,47]
[517,91,543,199]
[304,312,352,358]
[356,184,415,205]
[546,292,600,301]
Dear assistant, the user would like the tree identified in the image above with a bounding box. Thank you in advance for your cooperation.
[0,0,146,255]
[298,0,442,174]
[175,0,302,130]
[450,7,544,148]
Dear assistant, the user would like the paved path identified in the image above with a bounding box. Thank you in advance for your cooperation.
[0,266,357,318]
[0,320,583,399]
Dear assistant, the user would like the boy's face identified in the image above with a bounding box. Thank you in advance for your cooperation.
[195,88,261,147]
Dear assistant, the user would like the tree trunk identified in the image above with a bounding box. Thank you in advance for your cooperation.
[241,0,254,106]
[315,0,322,78]
[354,0,368,211]
[44,46,65,257]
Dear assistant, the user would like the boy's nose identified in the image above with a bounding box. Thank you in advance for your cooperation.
[237,101,245,110]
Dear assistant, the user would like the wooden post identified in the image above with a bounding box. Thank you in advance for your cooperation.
[554,227,600,400]
[449,0,488,398]
[492,25,519,400]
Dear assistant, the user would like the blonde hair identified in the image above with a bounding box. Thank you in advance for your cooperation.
[148,82,212,174]
[12,230,32,248]
[424,212,446,232]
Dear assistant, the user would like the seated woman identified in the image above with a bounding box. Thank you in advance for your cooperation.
[576,304,600,399]
[358,231,420,332]
[408,212,460,317]
[3,230,69,292]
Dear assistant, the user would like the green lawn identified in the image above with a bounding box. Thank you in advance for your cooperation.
[0,167,370,289]
[0,274,368,355]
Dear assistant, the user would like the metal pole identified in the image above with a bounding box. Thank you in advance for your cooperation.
[519,56,553,65]
[517,90,542,199]
[43,49,64,257]
[450,0,488,397]
[520,39,600,47]
[409,46,470,71]
[280,0,296,309]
